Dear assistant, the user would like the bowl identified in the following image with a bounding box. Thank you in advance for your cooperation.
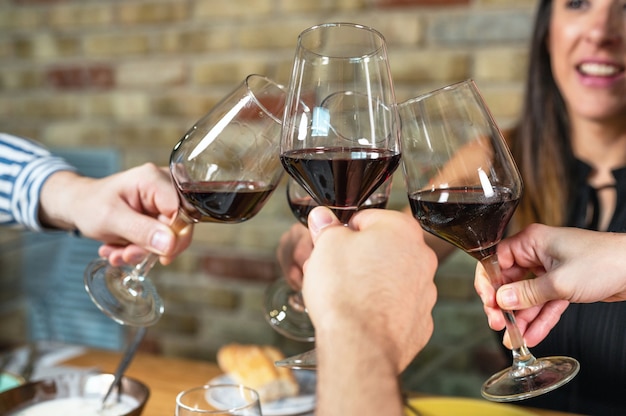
[0,372,149,415]
[0,372,25,393]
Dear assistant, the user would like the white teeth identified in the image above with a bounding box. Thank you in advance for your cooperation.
[579,62,621,76]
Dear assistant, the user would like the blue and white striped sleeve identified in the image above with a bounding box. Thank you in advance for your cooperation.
[0,133,77,232]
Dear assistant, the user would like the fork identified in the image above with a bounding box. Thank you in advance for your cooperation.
[102,327,146,407]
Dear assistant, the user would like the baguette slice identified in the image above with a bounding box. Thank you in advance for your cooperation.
[217,343,299,403]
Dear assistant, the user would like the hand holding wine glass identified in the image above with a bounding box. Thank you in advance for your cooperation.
[84,74,286,327]
[273,22,401,370]
[399,80,579,402]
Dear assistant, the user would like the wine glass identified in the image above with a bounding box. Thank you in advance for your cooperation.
[275,22,401,369]
[264,176,393,342]
[398,79,580,402]
[84,74,287,327]
[176,384,262,415]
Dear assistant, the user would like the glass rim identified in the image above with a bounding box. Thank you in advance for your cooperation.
[176,383,260,414]
[244,74,287,125]
[399,78,477,108]
[297,22,387,59]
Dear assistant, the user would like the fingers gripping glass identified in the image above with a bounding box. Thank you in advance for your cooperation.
[399,79,579,402]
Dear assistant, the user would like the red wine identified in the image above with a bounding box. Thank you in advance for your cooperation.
[178,181,275,223]
[288,195,317,226]
[288,192,389,226]
[409,186,519,259]
[281,147,399,223]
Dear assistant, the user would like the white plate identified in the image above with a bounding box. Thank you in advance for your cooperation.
[208,371,316,416]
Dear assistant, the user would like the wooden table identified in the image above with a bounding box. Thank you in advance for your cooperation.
[63,349,222,416]
[62,349,580,416]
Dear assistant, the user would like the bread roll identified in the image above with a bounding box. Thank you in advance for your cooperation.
[217,343,299,403]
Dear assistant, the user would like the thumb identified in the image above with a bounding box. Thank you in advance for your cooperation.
[111,208,177,256]
[496,277,555,310]
[307,206,342,243]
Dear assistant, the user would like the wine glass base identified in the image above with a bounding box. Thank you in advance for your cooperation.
[481,356,580,402]
[264,279,315,342]
[274,348,317,370]
[84,258,164,327]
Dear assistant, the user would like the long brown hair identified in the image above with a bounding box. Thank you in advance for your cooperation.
[508,0,576,234]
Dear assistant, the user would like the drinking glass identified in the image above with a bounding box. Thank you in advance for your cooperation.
[264,176,392,342]
[176,384,262,415]
[399,79,580,402]
[84,74,286,327]
[275,22,401,369]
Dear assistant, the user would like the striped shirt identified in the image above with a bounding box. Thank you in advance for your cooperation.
[0,133,76,231]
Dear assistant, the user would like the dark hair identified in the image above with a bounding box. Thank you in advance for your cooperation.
[508,0,575,233]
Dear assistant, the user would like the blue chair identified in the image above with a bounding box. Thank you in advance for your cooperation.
[20,148,124,350]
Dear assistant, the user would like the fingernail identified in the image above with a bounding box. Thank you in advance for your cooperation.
[499,287,518,308]
[151,230,172,254]
[308,207,334,234]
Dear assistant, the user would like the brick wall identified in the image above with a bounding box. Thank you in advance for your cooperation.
[0,0,536,398]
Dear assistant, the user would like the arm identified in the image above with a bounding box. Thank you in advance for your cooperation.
[39,163,192,266]
[302,207,438,415]
[0,133,191,265]
[0,133,77,231]
[475,223,626,347]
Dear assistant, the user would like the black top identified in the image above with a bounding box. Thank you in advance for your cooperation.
[517,159,626,415]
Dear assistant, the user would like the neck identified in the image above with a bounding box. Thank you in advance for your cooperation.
[570,116,626,173]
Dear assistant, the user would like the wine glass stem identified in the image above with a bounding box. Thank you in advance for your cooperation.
[480,254,538,376]
[125,209,195,281]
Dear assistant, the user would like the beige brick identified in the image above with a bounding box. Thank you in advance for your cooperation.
[113,92,152,120]
[0,7,43,30]
[83,33,151,57]
[117,60,187,88]
[118,2,188,24]
[156,28,233,53]
[115,121,186,150]
[350,13,424,47]
[42,121,115,148]
[389,49,471,83]
[479,0,537,7]
[192,60,272,86]
[278,0,366,13]
[0,39,11,59]
[193,0,273,19]
[79,92,150,120]
[474,47,528,83]
[12,94,80,119]
[48,4,114,28]
[0,68,44,90]
[480,85,524,121]
[238,23,305,50]
[14,34,81,60]
[151,90,219,119]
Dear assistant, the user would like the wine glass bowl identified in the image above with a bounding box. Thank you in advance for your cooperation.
[399,79,579,402]
[85,74,287,327]
[280,22,401,225]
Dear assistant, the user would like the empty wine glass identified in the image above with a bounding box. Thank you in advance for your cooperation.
[274,22,401,369]
[84,74,286,327]
[399,79,580,402]
[176,384,262,415]
[264,176,393,342]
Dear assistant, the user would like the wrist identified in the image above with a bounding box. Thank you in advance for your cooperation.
[316,317,401,369]
[38,170,88,231]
